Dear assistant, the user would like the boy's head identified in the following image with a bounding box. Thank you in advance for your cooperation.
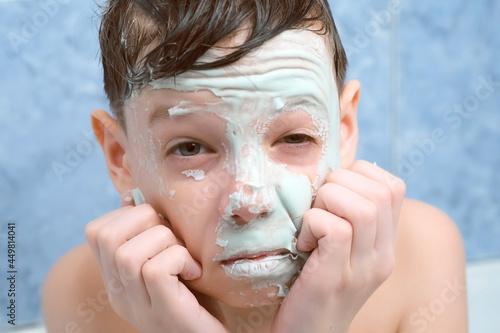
[99,0,347,128]
[93,0,360,306]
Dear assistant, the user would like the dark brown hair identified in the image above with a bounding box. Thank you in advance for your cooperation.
[99,0,347,128]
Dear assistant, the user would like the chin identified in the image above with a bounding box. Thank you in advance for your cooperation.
[189,258,303,308]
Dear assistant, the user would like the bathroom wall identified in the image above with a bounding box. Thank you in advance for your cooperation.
[0,0,498,326]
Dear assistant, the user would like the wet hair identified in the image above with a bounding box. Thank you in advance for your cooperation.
[98,0,348,128]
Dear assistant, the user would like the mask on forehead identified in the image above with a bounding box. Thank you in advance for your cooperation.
[150,29,340,297]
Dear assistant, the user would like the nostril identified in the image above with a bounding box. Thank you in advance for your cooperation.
[258,212,268,219]
[232,215,246,226]
[230,211,269,226]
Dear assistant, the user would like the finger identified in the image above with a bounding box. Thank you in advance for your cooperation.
[114,224,181,309]
[95,205,164,290]
[312,183,377,262]
[348,161,406,250]
[349,160,406,222]
[85,206,133,265]
[143,245,228,331]
[297,208,353,277]
[326,168,392,254]
[142,245,202,311]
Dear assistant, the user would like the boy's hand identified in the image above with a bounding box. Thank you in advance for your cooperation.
[85,192,227,333]
[273,160,406,333]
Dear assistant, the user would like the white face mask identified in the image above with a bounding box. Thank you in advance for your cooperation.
[147,29,340,296]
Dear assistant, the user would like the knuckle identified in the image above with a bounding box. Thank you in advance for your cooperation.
[95,226,115,249]
[115,246,135,275]
[332,221,353,243]
[391,177,407,198]
[325,168,344,183]
[355,201,378,222]
[152,224,173,242]
[142,259,161,282]
[372,185,392,204]
[353,160,371,171]
[358,160,371,167]
[316,183,333,199]
[141,245,188,282]
[170,244,189,258]
[302,207,319,224]
[136,204,160,221]
[84,222,98,242]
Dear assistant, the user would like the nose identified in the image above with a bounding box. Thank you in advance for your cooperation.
[230,183,274,226]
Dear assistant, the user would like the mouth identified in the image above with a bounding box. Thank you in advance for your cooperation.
[219,249,292,265]
[219,249,303,279]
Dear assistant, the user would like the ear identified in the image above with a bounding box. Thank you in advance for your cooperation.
[91,109,136,193]
[339,80,361,168]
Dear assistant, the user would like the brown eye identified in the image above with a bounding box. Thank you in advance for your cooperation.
[173,142,205,156]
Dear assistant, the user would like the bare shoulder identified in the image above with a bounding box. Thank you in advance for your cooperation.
[42,243,138,333]
[396,198,467,278]
[395,198,468,332]
[350,199,468,333]
[397,198,466,261]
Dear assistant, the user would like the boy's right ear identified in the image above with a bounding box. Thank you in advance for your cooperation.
[91,109,136,193]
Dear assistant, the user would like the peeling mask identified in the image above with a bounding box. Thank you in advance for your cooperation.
[150,30,340,297]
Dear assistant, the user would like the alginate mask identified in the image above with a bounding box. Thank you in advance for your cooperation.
[149,29,341,296]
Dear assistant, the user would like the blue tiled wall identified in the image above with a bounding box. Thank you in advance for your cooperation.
[0,0,498,326]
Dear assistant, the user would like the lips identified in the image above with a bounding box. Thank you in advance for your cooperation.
[218,249,291,265]
[218,248,305,280]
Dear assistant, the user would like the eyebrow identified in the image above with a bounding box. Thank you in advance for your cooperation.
[148,105,172,127]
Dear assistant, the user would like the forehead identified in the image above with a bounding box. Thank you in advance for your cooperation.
[127,29,338,128]
[150,29,336,102]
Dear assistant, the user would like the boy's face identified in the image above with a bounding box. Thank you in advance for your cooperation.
[123,29,340,306]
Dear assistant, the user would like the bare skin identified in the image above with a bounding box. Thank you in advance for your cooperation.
[43,199,467,333]
[42,30,467,333]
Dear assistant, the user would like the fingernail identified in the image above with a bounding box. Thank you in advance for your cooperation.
[131,188,146,205]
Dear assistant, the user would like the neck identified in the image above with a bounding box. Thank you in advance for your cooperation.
[190,286,281,332]
[218,302,280,333]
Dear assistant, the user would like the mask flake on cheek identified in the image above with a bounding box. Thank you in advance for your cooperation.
[181,169,205,181]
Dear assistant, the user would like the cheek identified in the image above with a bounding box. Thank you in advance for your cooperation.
[161,170,233,239]
[275,172,313,228]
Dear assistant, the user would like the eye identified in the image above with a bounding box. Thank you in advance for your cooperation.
[171,142,208,156]
[279,133,315,144]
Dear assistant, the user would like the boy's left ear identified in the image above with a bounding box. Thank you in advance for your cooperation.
[339,80,361,168]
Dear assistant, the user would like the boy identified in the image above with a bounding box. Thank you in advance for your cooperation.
[42,0,468,332]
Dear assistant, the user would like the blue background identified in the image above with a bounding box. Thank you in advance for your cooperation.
[0,0,499,326]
